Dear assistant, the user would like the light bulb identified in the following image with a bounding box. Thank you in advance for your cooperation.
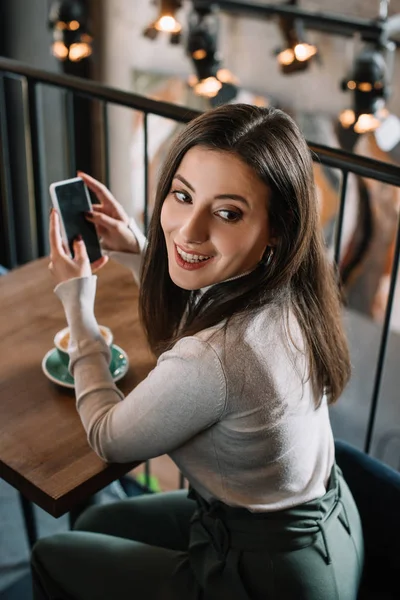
[155,15,181,33]
[339,109,356,128]
[52,40,69,60]
[216,68,239,85]
[69,42,92,62]
[191,76,222,98]
[354,113,381,134]
[358,82,373,92]
[192,49,207,60]
[277,48,295,66]
[294,43,317,62]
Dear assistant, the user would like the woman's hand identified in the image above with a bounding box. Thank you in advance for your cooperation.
[78,171,140,254]
[48,209,108,285]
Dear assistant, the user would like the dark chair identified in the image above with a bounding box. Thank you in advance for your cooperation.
[335,439,400,600]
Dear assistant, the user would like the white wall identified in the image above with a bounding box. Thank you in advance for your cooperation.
[101,0,400,210]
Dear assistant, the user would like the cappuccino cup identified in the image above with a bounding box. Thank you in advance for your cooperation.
[54,325,113,367]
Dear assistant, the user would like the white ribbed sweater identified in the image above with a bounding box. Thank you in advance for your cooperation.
[54,220,334,511]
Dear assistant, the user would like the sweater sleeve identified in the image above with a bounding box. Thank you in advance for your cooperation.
[54,276,226,464]
[102,217,147,286]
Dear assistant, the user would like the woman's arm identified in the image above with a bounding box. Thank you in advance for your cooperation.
[101,217,147,286]
[55,277,227,463]
[49,208,226,464]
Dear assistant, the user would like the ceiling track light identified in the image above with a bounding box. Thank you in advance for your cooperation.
[275,15,318,74]
[48,0,92,62]
[186,7,238,104]
[339,44,393,134]
[143,0,183,44]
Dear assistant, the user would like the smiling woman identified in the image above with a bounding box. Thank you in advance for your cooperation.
[160,147,270,290]
[32,104,364,600]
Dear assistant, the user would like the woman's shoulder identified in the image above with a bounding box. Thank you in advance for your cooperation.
[192,303,291,351]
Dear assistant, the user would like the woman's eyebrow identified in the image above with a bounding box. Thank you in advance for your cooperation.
[173,174,250,207]
[174,174,194,191]
[215,194,250,207]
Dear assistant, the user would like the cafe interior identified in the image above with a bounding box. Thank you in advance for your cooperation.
[0,0,400,598]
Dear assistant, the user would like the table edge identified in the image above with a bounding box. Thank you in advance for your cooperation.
[1,459,140,517]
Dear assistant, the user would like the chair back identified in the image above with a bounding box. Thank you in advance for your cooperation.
[335,439,400,600]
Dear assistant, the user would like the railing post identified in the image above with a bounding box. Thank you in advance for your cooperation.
[334,170,348,267]
[100,101,110,188]
[364,212,400,454]
[0,75,17,268]
[65,89,77,178]
[24,78,46,257]
[143,112,149,235]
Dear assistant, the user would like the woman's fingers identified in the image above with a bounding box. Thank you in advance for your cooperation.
[49,209,67,257]
[62,241,70,256]
[91,255,109,273]
[86,210,120,231]
[77,171,116,208]
[72,236,88,264]
[91,204,109,215]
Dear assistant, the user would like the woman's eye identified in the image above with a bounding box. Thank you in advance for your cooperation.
[216,209,242,222]
[172,190,191,203]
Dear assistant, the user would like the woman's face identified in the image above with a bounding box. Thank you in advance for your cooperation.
[160,146,271,290]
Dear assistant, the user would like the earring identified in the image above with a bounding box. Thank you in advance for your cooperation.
[261,246,274,267]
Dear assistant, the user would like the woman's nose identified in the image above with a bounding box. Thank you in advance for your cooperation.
[179,210,209,244]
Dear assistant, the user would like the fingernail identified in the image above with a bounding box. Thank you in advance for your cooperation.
[49,207,54,216]
[75,234,83,242]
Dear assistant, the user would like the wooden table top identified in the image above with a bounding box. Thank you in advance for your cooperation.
[0,258,155,517]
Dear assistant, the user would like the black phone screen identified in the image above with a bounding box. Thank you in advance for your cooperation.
[55,179,102,263]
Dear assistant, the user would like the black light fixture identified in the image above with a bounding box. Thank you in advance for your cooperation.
[273,0,317,74]
[48,0,92,62]
[186,6,238,103]
[339,45,391,134]
[143,0,183,44]
[275,15,318,74]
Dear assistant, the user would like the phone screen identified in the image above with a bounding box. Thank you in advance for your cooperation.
[54,179,102,263]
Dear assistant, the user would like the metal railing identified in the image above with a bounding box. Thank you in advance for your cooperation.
[0,56,399,464]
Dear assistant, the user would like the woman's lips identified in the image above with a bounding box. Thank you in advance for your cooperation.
[174,245,214,271]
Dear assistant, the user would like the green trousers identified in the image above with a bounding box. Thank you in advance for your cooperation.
[31,465,364,599]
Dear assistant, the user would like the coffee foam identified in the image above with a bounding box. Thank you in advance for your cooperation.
[55,326,112,351]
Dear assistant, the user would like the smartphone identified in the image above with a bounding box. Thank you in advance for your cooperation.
[49,177,102,263]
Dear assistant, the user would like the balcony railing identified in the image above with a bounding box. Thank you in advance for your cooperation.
[0,57,399,467]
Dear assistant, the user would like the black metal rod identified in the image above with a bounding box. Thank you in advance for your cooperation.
[197,0,387,39]
[0,75,17,268]
[364,211,400,454]
[101,101,110,188]
[68,495,98,529]
[25,79,44,257]
[0,57,199,124]
[309,143,400,187]
[143,112,149,235]
[334,170,348,266]
[18,493,38,550]
[179,472,186,489]
[65,90,76,177]
[144,460,151,490]
[2,59,400,188]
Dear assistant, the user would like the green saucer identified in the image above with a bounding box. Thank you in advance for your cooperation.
[42,344,129,389]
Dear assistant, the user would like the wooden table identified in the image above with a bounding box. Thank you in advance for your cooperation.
[0,258,155,517]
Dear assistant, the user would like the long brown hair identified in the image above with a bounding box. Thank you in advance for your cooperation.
[140,104,350,404]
